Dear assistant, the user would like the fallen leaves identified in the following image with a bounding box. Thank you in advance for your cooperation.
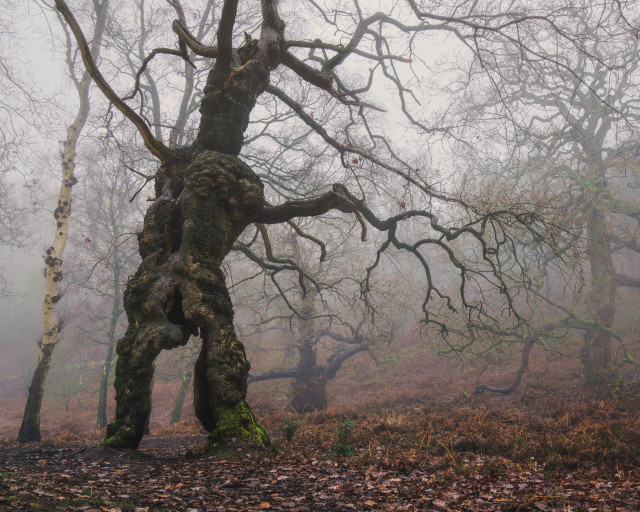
[1,440,639,512]
[2,388,640,512]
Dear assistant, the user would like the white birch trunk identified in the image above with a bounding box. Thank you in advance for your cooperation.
[18,1,109,442]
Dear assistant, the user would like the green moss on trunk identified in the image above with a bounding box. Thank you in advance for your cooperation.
[105,152,269,449]
[205,401,270,450]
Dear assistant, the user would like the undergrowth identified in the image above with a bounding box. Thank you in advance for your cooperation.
[256,387,640,472]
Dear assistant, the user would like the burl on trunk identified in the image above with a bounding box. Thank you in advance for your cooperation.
[105,13,282,448]
[104,151,269,449]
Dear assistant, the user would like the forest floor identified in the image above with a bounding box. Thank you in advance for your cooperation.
[1,343,640,511]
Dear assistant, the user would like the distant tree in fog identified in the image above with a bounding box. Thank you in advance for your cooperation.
[71,149,143,428]
[453,11,640,389]
[0,1,47,295]
[168,339,200,424]
[241,230,394,412]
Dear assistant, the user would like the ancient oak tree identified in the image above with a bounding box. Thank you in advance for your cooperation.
[54,0,608,448]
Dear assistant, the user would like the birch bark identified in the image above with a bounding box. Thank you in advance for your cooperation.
[18,0,109,442]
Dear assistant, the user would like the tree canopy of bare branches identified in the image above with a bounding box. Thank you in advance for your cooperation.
[51,0,639,449]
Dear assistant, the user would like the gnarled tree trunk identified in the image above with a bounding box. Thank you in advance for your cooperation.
[104,24,283,448]
[104,151,269,448]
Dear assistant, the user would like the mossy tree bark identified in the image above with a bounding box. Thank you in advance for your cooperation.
[104,6,284,449]
[104,151,270,448]
[18,0,109,443]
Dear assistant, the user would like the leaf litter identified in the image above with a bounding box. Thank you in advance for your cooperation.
[2,372,639,511]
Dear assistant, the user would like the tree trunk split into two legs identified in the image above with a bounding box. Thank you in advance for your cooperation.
[77,0,284,449]
[104,152,269,449]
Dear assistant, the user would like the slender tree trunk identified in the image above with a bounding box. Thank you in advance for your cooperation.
[18,343,55,441]
[170,365,193,424]
[145,369,155,436]
[18,0,109,443]
[18,94,90,442]
[97,253,121,428]
[96,339,116,428]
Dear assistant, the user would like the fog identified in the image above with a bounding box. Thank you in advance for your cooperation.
[1,0,639,454]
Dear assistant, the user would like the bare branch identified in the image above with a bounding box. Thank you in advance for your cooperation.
[216,0,239,69]
[123,47,194,102]
[54,0,173,162]
[616,273,640,289]
[172,20,218,58]
[248,369,297,383]
[474,336,536,395]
